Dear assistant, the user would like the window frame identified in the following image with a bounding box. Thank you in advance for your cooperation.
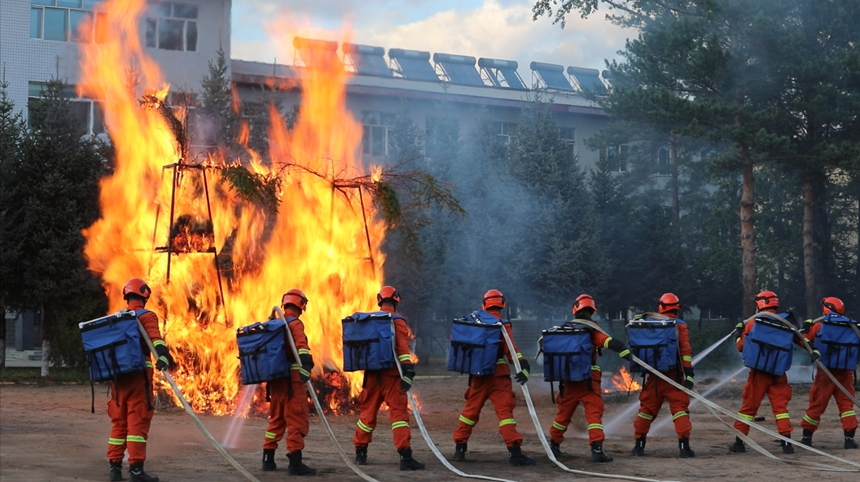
[144,1,199,52]
[27,81,106,137]
[30,0,105,43]
[361,111,395,157]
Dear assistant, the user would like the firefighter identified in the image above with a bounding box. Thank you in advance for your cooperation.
[546,294,632,462]
[631,293,696,458]
[729,290,819,454]
[261,288,316,475]
[799,297,859,449]
[352,286,425,470]
[452,289,537,466]
[107,278,174,482]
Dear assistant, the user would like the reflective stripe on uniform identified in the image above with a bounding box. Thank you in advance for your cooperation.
[516,353,523,359]
[145,361,153,368]
[618,349,631,358]
[497,359,507,364]
[297,348,310,355]
[126,435,146,443]
[153,340,165,347]
[682,355,692,362]
[357,420,374,433]
[290,363,301,370]
[738,412,754,421]
[552,421,566,431]
[108,437,125,446]
[672,411,688,420]
[775,413,790,420]
[803,415,819,426]
[841,411,856,419]
[265,431,277,439]
[391,421,409,430]
[637,413,653,421]
[398,354,411,362]
[499,418,516,427]
[591,365,601,371]
[587,423,603,431]
[603,337,613,349]
[459,415,476,426]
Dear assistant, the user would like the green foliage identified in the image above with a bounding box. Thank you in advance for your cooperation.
[217,164,282,212]
[197,48,241,155]
[0,79,108,369]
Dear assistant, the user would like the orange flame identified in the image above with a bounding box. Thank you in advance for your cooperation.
[611,366,642,392]
[80,0,383,414]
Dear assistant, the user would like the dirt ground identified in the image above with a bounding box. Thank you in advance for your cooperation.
[2,374,860,482]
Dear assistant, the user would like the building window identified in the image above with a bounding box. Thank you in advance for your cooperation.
[657,146,670,166]
[559,127,575,157]
[606,144,629,172]
[30,0,105,43]
[493,122,518,145]
[361,111,395,157]
[145,2,198,52]
[28,82,105,136]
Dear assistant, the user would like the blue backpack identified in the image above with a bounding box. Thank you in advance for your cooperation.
[815,314,860,371]
[79,309,149,382]
[342,311,401,372]
[447,310,503,376]
[541,323,593,382]
[236,316,295,385]
[742,313,795,376]
[627,317,680,373]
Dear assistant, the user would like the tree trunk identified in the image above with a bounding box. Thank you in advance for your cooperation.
[740,147,757,318]
[0,337,5,369]
[802,177,830,318]
[670,132,680,221]
[41,338,50,377]
[802,179,818,318]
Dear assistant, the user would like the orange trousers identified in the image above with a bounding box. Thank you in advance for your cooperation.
[733,369,793,435]
[633,368,692,439]
[453,375,523,447]
[107,369,154,464]
[550,371,605,444]
[263,373,309,453]
[801,369,858,433]
[353,370,411,451]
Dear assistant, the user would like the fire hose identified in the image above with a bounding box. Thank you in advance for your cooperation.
[134,315,261,482]
[273,307,381,482]
[754,312,860,408]
[570,318,860,472]
[385,323,521,482]
[499,324,681,482]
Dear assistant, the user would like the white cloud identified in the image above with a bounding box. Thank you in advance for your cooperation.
[231,0,631,74]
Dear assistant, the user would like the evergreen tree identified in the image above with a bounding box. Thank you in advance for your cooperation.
[197,48,241,156]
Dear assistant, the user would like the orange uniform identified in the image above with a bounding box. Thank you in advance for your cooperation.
[352,305,415,451]
[733,317,805,436]
[263,306,312,453]
[106,299,163,465]
[550,328,615,445]
[800,322,858,434]
[633,318,693,440]
[453,313,526,447]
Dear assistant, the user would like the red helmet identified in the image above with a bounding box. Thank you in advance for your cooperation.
[482,289,506,310]
[377,286,401,306]
[572,294,597,315]
[658,293,681,314]
[754,290,779,311]
[822,296,845,315]
[123,278,151,301]
[281,288,308,312]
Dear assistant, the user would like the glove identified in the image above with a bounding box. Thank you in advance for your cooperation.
[683,367,695,390]
[733,322,745,339]
[608,338,632,361]
[633,313,645,320]
[298,353,314,384]
[800,319,814,335]
[515,358,530,385]
[810,349,821,363]
[154,344,174,371]
[400,363,415,392]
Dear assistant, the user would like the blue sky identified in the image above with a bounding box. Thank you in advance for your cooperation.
[231,0,631,75]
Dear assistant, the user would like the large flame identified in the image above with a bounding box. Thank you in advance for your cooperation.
[80,0,383,414]
[610,366,642,392]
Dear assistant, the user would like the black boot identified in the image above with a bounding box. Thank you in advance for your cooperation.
[109,460,124,481]
[781,436,794,454]
[453,443,467,462]
[678,438,695,458]
[846,429,858,449]
[355,446,368,466]
[262,448,277,471]
[590,441,613,462]
[729,436,746,453]
[800,429,813,447]
[549,440,561,458]
[287,450,317,476]
[128,462,158,482]
[398,447,425,471]
[632,436,646,456]
[507,443,536,466]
